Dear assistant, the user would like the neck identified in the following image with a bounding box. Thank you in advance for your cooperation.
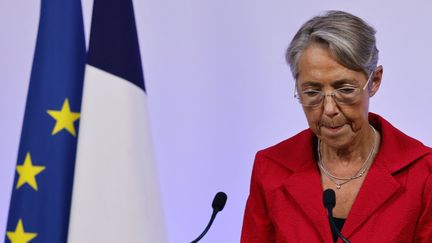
[320,125,377,167]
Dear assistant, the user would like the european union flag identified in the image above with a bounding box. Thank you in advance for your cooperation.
[5,0,86,242]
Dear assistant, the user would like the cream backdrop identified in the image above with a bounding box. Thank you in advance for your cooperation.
[1,0,431,242]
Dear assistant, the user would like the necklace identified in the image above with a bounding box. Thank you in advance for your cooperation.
[318,124,377,189]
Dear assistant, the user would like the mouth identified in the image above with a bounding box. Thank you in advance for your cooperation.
[321,124,345,133]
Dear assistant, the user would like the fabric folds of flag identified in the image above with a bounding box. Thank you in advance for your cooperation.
[67,0,166,242]
[5,0,86,243]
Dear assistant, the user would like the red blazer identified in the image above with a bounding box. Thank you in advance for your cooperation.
[241,113,432,242]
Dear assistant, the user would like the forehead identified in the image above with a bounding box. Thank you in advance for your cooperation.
[297,45,366,86]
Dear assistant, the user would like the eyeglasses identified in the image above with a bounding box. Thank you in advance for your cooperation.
[294,71,374,108]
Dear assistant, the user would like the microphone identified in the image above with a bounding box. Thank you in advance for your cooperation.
[191,192,227,243]
[323,189,350,243]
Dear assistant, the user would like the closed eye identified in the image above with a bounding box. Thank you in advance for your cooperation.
[336,87,357,94]
[302,90,321,97]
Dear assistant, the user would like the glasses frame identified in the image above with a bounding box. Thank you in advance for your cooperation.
[294,70,375,108]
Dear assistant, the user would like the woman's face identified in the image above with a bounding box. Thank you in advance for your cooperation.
[296,44,382,149]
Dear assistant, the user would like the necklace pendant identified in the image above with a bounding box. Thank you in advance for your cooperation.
[336,185,341,189]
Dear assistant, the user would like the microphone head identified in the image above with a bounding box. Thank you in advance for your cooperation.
[212,192,227,212]
[323,189,336,209]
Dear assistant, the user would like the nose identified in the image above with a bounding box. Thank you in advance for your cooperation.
[322,94,339,118]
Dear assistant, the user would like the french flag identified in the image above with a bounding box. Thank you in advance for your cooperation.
[67,0,166,242]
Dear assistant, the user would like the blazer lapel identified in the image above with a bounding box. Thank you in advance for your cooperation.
[342,156,401,238]
[283,160,333,240]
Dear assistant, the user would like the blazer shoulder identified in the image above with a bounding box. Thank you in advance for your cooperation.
[255,129,315,173]
[370,113,432,173]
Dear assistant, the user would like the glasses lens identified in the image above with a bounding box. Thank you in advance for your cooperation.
[334,87,362,104]
[299,90,322,106]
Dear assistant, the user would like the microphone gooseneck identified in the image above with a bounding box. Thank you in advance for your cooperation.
[323,189,351,243]
[191,192,227,243]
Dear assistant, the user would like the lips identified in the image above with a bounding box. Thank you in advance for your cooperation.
[321,124,345,133]
[326,125,343,129]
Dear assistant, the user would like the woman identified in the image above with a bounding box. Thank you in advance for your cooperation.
[241,11,432,242]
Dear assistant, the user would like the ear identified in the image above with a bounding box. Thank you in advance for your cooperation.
[369,65,383,97]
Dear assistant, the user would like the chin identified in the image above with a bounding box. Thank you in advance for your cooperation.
[317,125,353,147]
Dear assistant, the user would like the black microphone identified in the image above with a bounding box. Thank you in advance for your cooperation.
[191,192,227,243]
[323,189,350,243]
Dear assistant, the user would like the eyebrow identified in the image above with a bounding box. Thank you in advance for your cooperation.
[332,79,359,86]
[299,81,323,88]
[299,79,359,88]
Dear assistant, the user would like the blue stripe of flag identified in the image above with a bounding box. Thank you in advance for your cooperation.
[87,0,146,91]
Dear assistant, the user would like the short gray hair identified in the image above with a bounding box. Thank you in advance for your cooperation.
[286,10,379,79]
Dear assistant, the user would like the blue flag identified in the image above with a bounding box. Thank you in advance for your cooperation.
[5,0,86,242]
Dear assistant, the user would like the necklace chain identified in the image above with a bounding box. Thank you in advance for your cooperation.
[318,124,377,189]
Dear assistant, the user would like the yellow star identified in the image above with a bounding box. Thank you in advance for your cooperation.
[6,219,37,243]
[47,98,80,136]
[16,153,46,191]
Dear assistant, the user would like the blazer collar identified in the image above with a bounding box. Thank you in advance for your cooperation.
[340,113,432,238]
[261,112,431,240]
[263,112,431,174]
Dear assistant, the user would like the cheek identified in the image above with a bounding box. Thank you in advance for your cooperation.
[343,106,369,132]
[303,109,322,134]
